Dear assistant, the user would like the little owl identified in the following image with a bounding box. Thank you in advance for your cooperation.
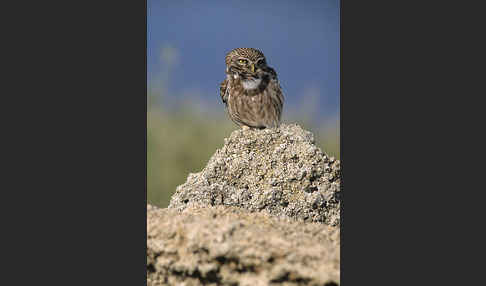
[220,48,284,129]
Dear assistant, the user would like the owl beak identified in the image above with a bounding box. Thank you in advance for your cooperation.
[250,63,255,73]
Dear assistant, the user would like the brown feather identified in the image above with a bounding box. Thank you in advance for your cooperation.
[220,78,229,104]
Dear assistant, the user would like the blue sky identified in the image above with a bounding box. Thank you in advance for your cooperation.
[148,0,340,121]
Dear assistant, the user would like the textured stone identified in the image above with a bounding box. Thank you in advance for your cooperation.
[168,124,341,226]
[147,204,340,286]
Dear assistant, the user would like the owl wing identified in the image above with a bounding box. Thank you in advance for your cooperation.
[220,78,229,104]
[267,67,284,121]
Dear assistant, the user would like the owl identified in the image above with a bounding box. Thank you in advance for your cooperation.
[220,48,284,129]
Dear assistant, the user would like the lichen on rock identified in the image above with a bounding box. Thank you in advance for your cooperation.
[168,124,341,226]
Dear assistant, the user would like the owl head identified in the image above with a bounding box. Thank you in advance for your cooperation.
[225,48,268,79]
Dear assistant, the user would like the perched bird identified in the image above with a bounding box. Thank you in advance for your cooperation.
[220,48,284,129]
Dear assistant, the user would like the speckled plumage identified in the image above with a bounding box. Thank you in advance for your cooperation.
[220,48,284,129]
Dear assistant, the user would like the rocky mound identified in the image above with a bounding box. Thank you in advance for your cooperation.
[147,204,340,286]
[168,124,341,226]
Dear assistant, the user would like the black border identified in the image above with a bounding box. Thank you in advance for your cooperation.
[341,0,480,284]
[7,1,148,284]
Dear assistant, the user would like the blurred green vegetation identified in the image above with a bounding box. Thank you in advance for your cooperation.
[147,99,340,208]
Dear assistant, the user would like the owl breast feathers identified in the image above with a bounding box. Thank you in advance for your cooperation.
[220,48,284,129]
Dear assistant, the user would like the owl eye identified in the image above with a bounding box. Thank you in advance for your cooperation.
[257,59,266,66]
[238,59,247,64]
